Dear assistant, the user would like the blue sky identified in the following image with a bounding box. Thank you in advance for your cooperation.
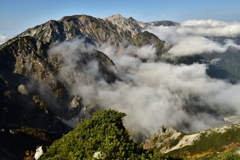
[1,0,240,37]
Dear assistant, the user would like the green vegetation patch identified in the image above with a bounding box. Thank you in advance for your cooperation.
[186,128,240,155]
[131,31,165,56]
[41,109,180,160]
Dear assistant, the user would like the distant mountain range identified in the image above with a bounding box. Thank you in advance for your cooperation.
[0,14,239,159]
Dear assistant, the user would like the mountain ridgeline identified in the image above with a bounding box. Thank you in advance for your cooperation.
[17,14,166,52]
[0,14,239,159]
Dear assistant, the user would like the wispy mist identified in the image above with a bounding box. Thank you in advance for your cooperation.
[48,21,240,138]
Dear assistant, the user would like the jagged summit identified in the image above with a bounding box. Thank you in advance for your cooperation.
[18,14,134,45]
[104,14,125,20]
[15,13,179,45]
[104,14,150,36]
[127,16,135,21]
[104,14,179,35]
[59,14,85,21]
[16,14,165,55]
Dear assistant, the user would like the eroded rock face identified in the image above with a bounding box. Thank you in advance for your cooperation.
[104,14,150,36]
[70,95,82,108]
[17,84,28,95]
[144,125,182,150]
[0,36,118,119]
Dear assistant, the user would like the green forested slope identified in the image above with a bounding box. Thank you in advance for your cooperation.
[40,109,179,160]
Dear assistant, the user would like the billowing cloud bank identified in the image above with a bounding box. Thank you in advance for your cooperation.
[147,19,240,56]
[48,36,240,138]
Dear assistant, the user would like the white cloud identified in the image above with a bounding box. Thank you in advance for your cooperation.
[48,38,240,138]
[179,20,240,37]
[0,35,13,44]
[181,19,228,28]
[147,19,240,56]
[168,37,239,56]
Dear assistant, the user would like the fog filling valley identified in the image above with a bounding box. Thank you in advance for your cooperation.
[48,19,240,138]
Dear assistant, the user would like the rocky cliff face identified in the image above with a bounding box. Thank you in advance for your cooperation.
[0,35,118,120]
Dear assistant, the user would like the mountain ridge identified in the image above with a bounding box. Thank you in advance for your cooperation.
[104,14,179,35]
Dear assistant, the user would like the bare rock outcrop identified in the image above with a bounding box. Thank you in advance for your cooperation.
[144,125,182,150]
[104,14,150,36]
[144,122,240,155]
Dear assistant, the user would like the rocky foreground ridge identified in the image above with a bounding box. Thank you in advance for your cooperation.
[144,123,240,159]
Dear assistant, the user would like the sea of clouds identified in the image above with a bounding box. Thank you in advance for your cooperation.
[47,19,240,139]
[147,19,240,56]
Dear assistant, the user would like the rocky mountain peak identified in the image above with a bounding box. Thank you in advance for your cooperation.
[128,17,135,21]
[104,14,125,20]
[59,14,85,21]
[104,14,150,36]
[17,14,131,47]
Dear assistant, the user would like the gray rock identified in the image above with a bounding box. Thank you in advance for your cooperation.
[236,148,240,154]
[17,84,28,95]
[71,95,82,108]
